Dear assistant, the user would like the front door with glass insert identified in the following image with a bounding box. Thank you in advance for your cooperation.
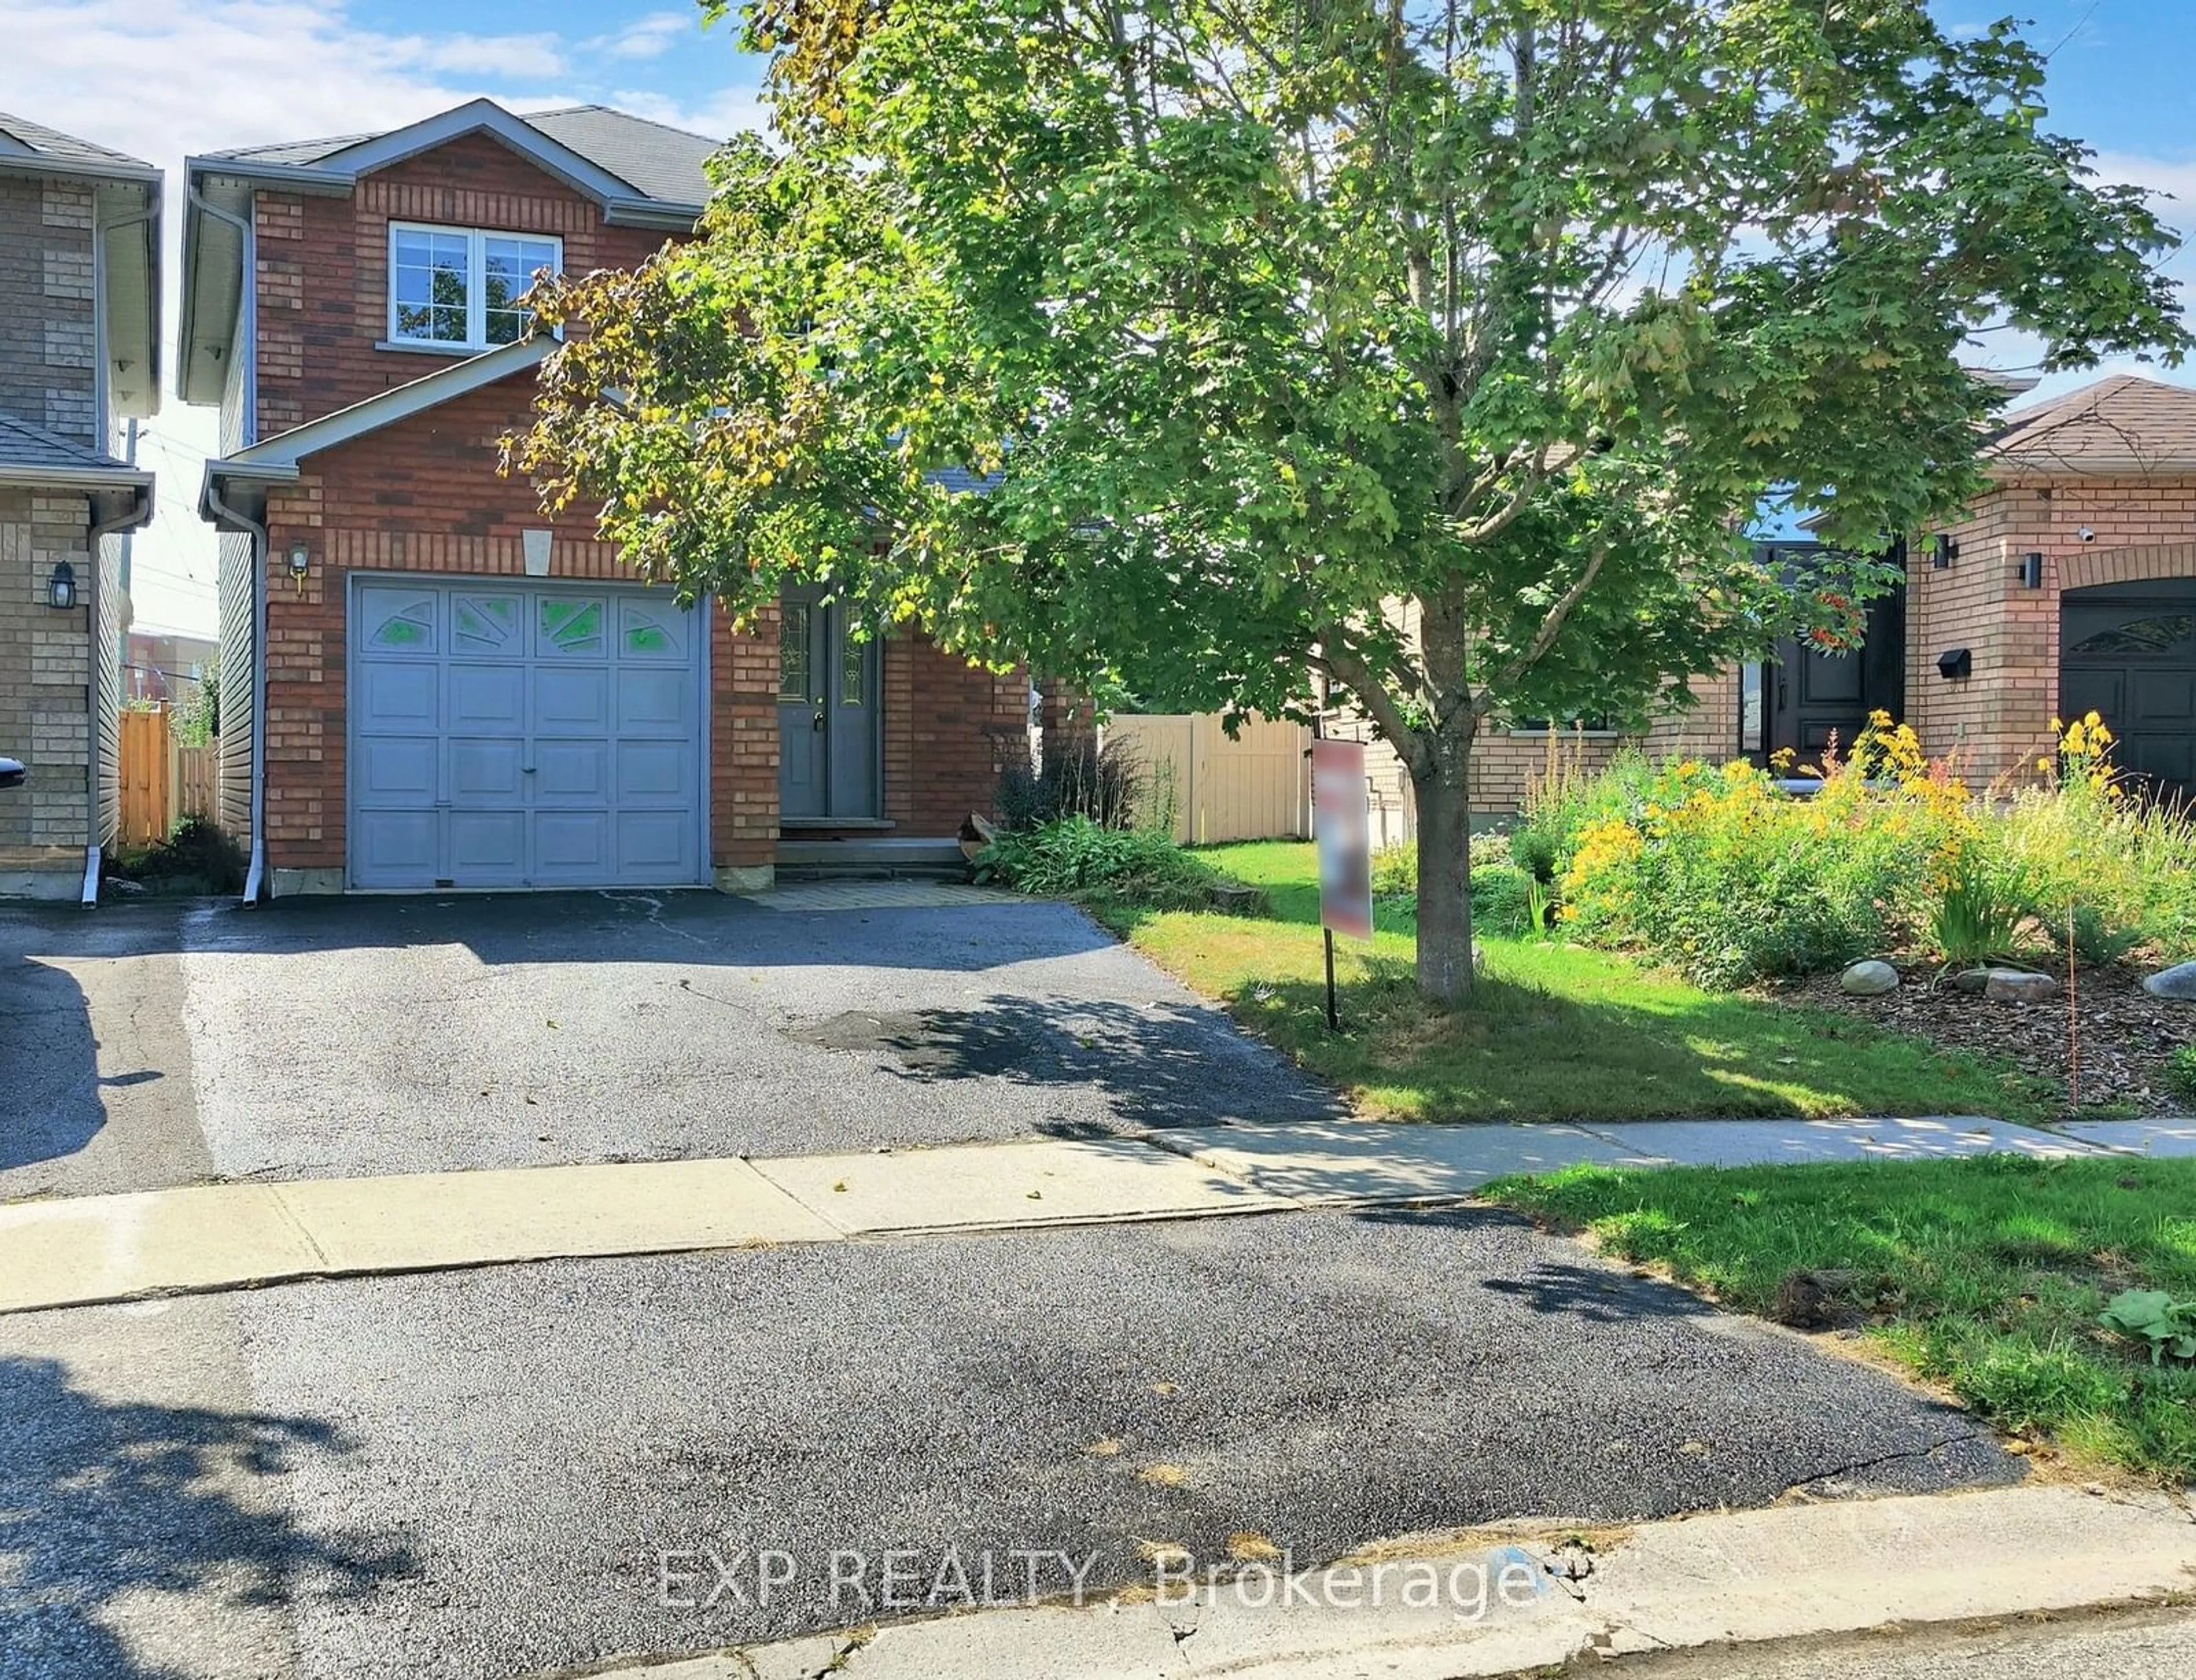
[777,590,882,821]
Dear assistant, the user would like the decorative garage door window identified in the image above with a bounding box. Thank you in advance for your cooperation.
[453,594,521,654]
[364,593,437,653]
[2066,615,2195,660]
[538,598,605,657]
[621,598,691,660]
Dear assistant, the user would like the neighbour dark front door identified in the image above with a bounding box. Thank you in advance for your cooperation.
[1760,542,1907,766]
[777,590,882,821]
[2061,578,2196,806]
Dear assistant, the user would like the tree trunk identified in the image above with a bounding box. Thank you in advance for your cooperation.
[1413,728,1475,1001]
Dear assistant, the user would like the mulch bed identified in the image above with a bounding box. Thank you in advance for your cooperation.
[1792,962,2195,1117]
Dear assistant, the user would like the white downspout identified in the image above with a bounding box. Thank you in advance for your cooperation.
[191,182,265,905]
[84,484,154,906]
[205,485,267,906]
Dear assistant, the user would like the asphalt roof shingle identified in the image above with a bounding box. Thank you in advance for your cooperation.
[201,103,721,207]
[1985,373,2196,473]
[0,411,141,475]
[0,112,156,174]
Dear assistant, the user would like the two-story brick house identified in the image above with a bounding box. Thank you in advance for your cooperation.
[0,114,159,899]
[184,99,1025,898]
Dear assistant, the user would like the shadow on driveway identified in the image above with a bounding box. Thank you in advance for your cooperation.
[0,1353,413,1680]
[9,891,1338,1185]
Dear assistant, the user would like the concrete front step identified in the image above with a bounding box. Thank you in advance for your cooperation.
[775,835,971,880]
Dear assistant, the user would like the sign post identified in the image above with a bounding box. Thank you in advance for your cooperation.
[1311,739,1372,1032]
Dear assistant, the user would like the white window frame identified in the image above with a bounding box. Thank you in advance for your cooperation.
[386,221,563,353]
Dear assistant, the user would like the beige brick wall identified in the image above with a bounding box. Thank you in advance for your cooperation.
[1322,642,1741,841]
[1907,475,2196,786]
[0,178,98,445]
[0,488,94,869]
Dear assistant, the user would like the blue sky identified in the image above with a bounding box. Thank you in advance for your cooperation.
[0,0,2189,631]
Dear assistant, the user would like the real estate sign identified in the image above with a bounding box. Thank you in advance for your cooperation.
[1312,739,1374,940]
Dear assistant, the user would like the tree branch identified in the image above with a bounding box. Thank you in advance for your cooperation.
[1479,540,1609,710]
[1315,632,1430,778]
[1451,443,1551,539]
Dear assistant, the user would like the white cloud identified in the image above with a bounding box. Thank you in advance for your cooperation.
[2090,150,2196,231]
[594,10,697,61]
[397,31,569,79]
[607,83,771,143]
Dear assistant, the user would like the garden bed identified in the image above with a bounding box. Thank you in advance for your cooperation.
[1794,963,2191,1116]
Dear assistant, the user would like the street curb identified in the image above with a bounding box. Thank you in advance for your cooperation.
[554,1485,2196,1680]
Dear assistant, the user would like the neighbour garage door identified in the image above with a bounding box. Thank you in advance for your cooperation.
[2060,577,2196,807]
[350,579,707,889]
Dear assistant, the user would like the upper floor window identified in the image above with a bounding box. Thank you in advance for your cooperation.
[388,223,562,352]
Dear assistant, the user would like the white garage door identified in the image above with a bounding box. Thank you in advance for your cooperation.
[349,579,707,890]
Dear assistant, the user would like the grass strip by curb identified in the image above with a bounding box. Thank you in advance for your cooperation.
[1479,1153,2196,1483]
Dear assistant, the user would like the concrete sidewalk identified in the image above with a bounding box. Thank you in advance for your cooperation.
[0,1114,2107,1314]
[555,1484,2196,1680]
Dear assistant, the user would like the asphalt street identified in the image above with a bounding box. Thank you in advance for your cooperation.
[0,890,1337,1197]
[0,1208,2016,1680]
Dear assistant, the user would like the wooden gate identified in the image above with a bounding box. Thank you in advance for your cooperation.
[176,742,218,823]
[1103,713,1311,843]
[118,706,172,846]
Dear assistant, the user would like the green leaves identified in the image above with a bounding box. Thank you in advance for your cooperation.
[507,0,2187,992]
[2100,1289,2196,1367]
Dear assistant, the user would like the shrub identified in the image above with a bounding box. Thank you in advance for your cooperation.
[996,734,1149,831]
[1558,717,1966,988]
[2002,715,2196,960]
[1467,863,1538,938]
[1928,841,2036,965]
[105,815,246,896]
[1370,841,1415,898]
[976,815,1220,910]
[2168,1046,2196,1102]
[2053,903,2146,969]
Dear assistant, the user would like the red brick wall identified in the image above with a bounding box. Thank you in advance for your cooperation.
[258,375,1019,876]
[257,371,779,876]
[252,132,669,437]
[1907,475,2196,786]
[882,635,1030,833]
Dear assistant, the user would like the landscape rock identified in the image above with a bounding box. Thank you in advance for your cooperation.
[1985,969,2061,1005]
[2141,961,2196,1002]
[1840,960,1900,996]
[1947,968,1991,994]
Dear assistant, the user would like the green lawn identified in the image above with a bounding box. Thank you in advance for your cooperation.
[1096,840,2060,1124]
[1479,1154,2196,1482]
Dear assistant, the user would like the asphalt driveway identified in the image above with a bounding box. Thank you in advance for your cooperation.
[0,889,1336,1197]
[0,1208,2015,1680]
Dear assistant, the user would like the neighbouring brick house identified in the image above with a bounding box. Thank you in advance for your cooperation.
[1907,375,2196,799]
[184,99,1026,897]
[0,114,159,899]
[1333,372,2196,839]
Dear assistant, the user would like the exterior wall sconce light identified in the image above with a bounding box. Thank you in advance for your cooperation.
[288,541,311,593]
[1931,533,1956,569]
[1938,647,1973,681]
[2017,551,2044,590]
[46,560,77,610]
